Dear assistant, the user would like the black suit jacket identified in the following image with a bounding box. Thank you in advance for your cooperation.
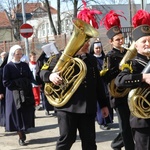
[104,47,127,108]
[40,53,108,114]
[115,53,150,128]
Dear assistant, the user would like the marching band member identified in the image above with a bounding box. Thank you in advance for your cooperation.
[39,1,109,149]
[36,43,56,116]
[40,40,109,150]
[115,9,150,150]
[101,10,134,150]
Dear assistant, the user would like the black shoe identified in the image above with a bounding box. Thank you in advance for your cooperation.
[113,148,121,150]
[22,132,26,141]
[18,139,25,146]
[100,124,110,130]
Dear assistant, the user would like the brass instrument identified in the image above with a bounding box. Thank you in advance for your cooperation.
[109,41,137,98]
[128,61,150,119]
[101,42,137,98]
[44,18,99,107]
[109,78,131,98]
[119,41,137,71]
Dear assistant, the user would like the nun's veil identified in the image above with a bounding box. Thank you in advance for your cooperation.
[7,45,22,63]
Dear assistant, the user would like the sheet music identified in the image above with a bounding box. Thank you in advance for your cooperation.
[42,42,59,57]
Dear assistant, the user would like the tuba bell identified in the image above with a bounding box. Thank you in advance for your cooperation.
[44,18,99,107]
[128,61,150,119]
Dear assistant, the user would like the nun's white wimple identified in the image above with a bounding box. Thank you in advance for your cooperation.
[94,43,101,48]
[7,45,22,63]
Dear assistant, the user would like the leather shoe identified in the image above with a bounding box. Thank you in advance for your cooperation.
[18,139,25,146]
[100,124,110,130]
[22,132,26,141]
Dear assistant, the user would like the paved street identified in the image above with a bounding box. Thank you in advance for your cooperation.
[0,109,123,150]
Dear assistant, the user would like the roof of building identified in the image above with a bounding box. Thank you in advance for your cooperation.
[0,11,12,28]
[15,2,57,14]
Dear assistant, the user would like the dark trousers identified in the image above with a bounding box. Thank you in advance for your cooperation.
[56,111,97,150]
[134,128,150,150]
[41,92,54,111]
[0,98,5,126]
[111,102,135,150]
[111,132,124,149]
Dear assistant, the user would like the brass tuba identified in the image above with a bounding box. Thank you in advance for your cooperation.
[104,42,137,98]
[128,61,150,119]
[44,18,99,107]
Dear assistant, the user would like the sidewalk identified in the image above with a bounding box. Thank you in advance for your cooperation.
[0,109,123,150]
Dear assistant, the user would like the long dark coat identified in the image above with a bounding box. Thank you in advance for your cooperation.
[115,53,150,128]
[3,61,35,131]
[36,52,57,111]
[0,54,8,126]
[0,67,5,126]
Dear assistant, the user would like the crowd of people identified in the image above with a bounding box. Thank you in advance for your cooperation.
[0,6,150,150]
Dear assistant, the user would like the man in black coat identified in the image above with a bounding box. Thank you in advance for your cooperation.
[101,10,135,150]
[39,41,109,150]
[115,9,150,150]
[36,51,56,115]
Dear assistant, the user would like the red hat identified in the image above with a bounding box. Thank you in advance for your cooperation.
[132,9,150,41]
[77,0,102,29]
[100,10,126,39]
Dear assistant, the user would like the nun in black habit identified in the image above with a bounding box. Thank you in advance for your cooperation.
[3,45,35,146]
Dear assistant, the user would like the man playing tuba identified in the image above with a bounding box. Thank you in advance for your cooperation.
[115,9,150,150]
[48,41,109,150]
[38,1,109,149]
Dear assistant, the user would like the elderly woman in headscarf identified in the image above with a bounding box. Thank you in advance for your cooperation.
[0,52,8,127]
[0,51,7,65]
[3,45,35,146]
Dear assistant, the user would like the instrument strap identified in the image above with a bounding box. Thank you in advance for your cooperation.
[41,55,56,70]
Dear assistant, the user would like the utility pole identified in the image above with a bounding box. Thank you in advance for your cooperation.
[129,0,132,27]
[21,0,29,58]
[141,0,147,10]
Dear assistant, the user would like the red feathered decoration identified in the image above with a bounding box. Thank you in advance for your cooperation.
[132,9,150,28]
[77,0,102,29]
[100,10,126,30]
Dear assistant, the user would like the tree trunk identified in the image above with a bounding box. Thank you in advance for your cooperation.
[73,0,78,18]
[45,0,57,35]
[57,0,61,35]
